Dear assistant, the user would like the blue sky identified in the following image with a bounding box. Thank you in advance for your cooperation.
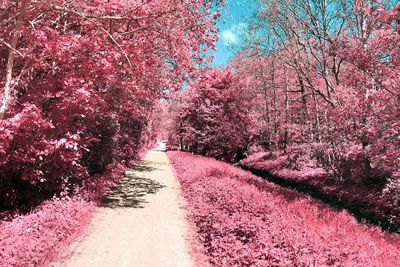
[211,0,400,67]
[211,0,258,66]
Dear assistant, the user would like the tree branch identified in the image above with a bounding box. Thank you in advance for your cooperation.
[0,0,29,120]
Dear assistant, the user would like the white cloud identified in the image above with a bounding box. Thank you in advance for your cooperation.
[221,23,247,46]
[221,30,238,45]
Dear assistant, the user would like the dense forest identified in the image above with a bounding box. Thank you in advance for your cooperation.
[0,0,399,266]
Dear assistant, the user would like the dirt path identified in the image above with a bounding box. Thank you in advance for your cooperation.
[51,146,195,267]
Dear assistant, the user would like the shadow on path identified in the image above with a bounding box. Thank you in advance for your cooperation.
[101,161,165,209]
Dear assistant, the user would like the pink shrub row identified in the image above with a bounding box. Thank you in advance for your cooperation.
[168,151,400,266]
[0,197,93,266]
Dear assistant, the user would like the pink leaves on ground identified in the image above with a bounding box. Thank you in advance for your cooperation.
[168,151,400,266]
[0,198,93,266]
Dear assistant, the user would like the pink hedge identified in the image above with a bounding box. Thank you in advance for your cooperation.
[0,198,93,266]
[168,151,400,266]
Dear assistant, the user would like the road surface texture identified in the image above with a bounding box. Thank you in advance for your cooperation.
[51,144,196,267]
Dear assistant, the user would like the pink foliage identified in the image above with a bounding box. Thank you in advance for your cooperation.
[0,0,222,208]
[0,198,93,266]
[227,0,400,185]
[169,151,400,266]
[168,67,255,162]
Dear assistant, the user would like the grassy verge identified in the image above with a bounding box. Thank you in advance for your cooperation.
[168,151,400,266]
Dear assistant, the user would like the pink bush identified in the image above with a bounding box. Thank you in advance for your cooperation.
[169,151,400,266]
[0,198,93,266]
[78,162,126,202]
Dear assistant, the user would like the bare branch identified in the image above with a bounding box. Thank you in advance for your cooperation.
[0,38,25,58]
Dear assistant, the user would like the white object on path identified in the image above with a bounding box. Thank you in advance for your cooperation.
[154,141,167,151]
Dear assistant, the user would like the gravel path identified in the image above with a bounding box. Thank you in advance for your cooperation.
[51,145,195,267]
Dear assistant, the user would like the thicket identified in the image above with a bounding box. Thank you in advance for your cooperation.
[0,0,221,210]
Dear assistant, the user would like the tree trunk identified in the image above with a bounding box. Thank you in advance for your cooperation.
[271,60,278,155]
[0,0,28,120]
[312,89,321,143]
[262,81,271,149]
[284,69,289,154]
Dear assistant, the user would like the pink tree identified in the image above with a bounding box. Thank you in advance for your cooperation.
[170,68,255,162]
[0,0,222,208]
[229,0,399,185]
